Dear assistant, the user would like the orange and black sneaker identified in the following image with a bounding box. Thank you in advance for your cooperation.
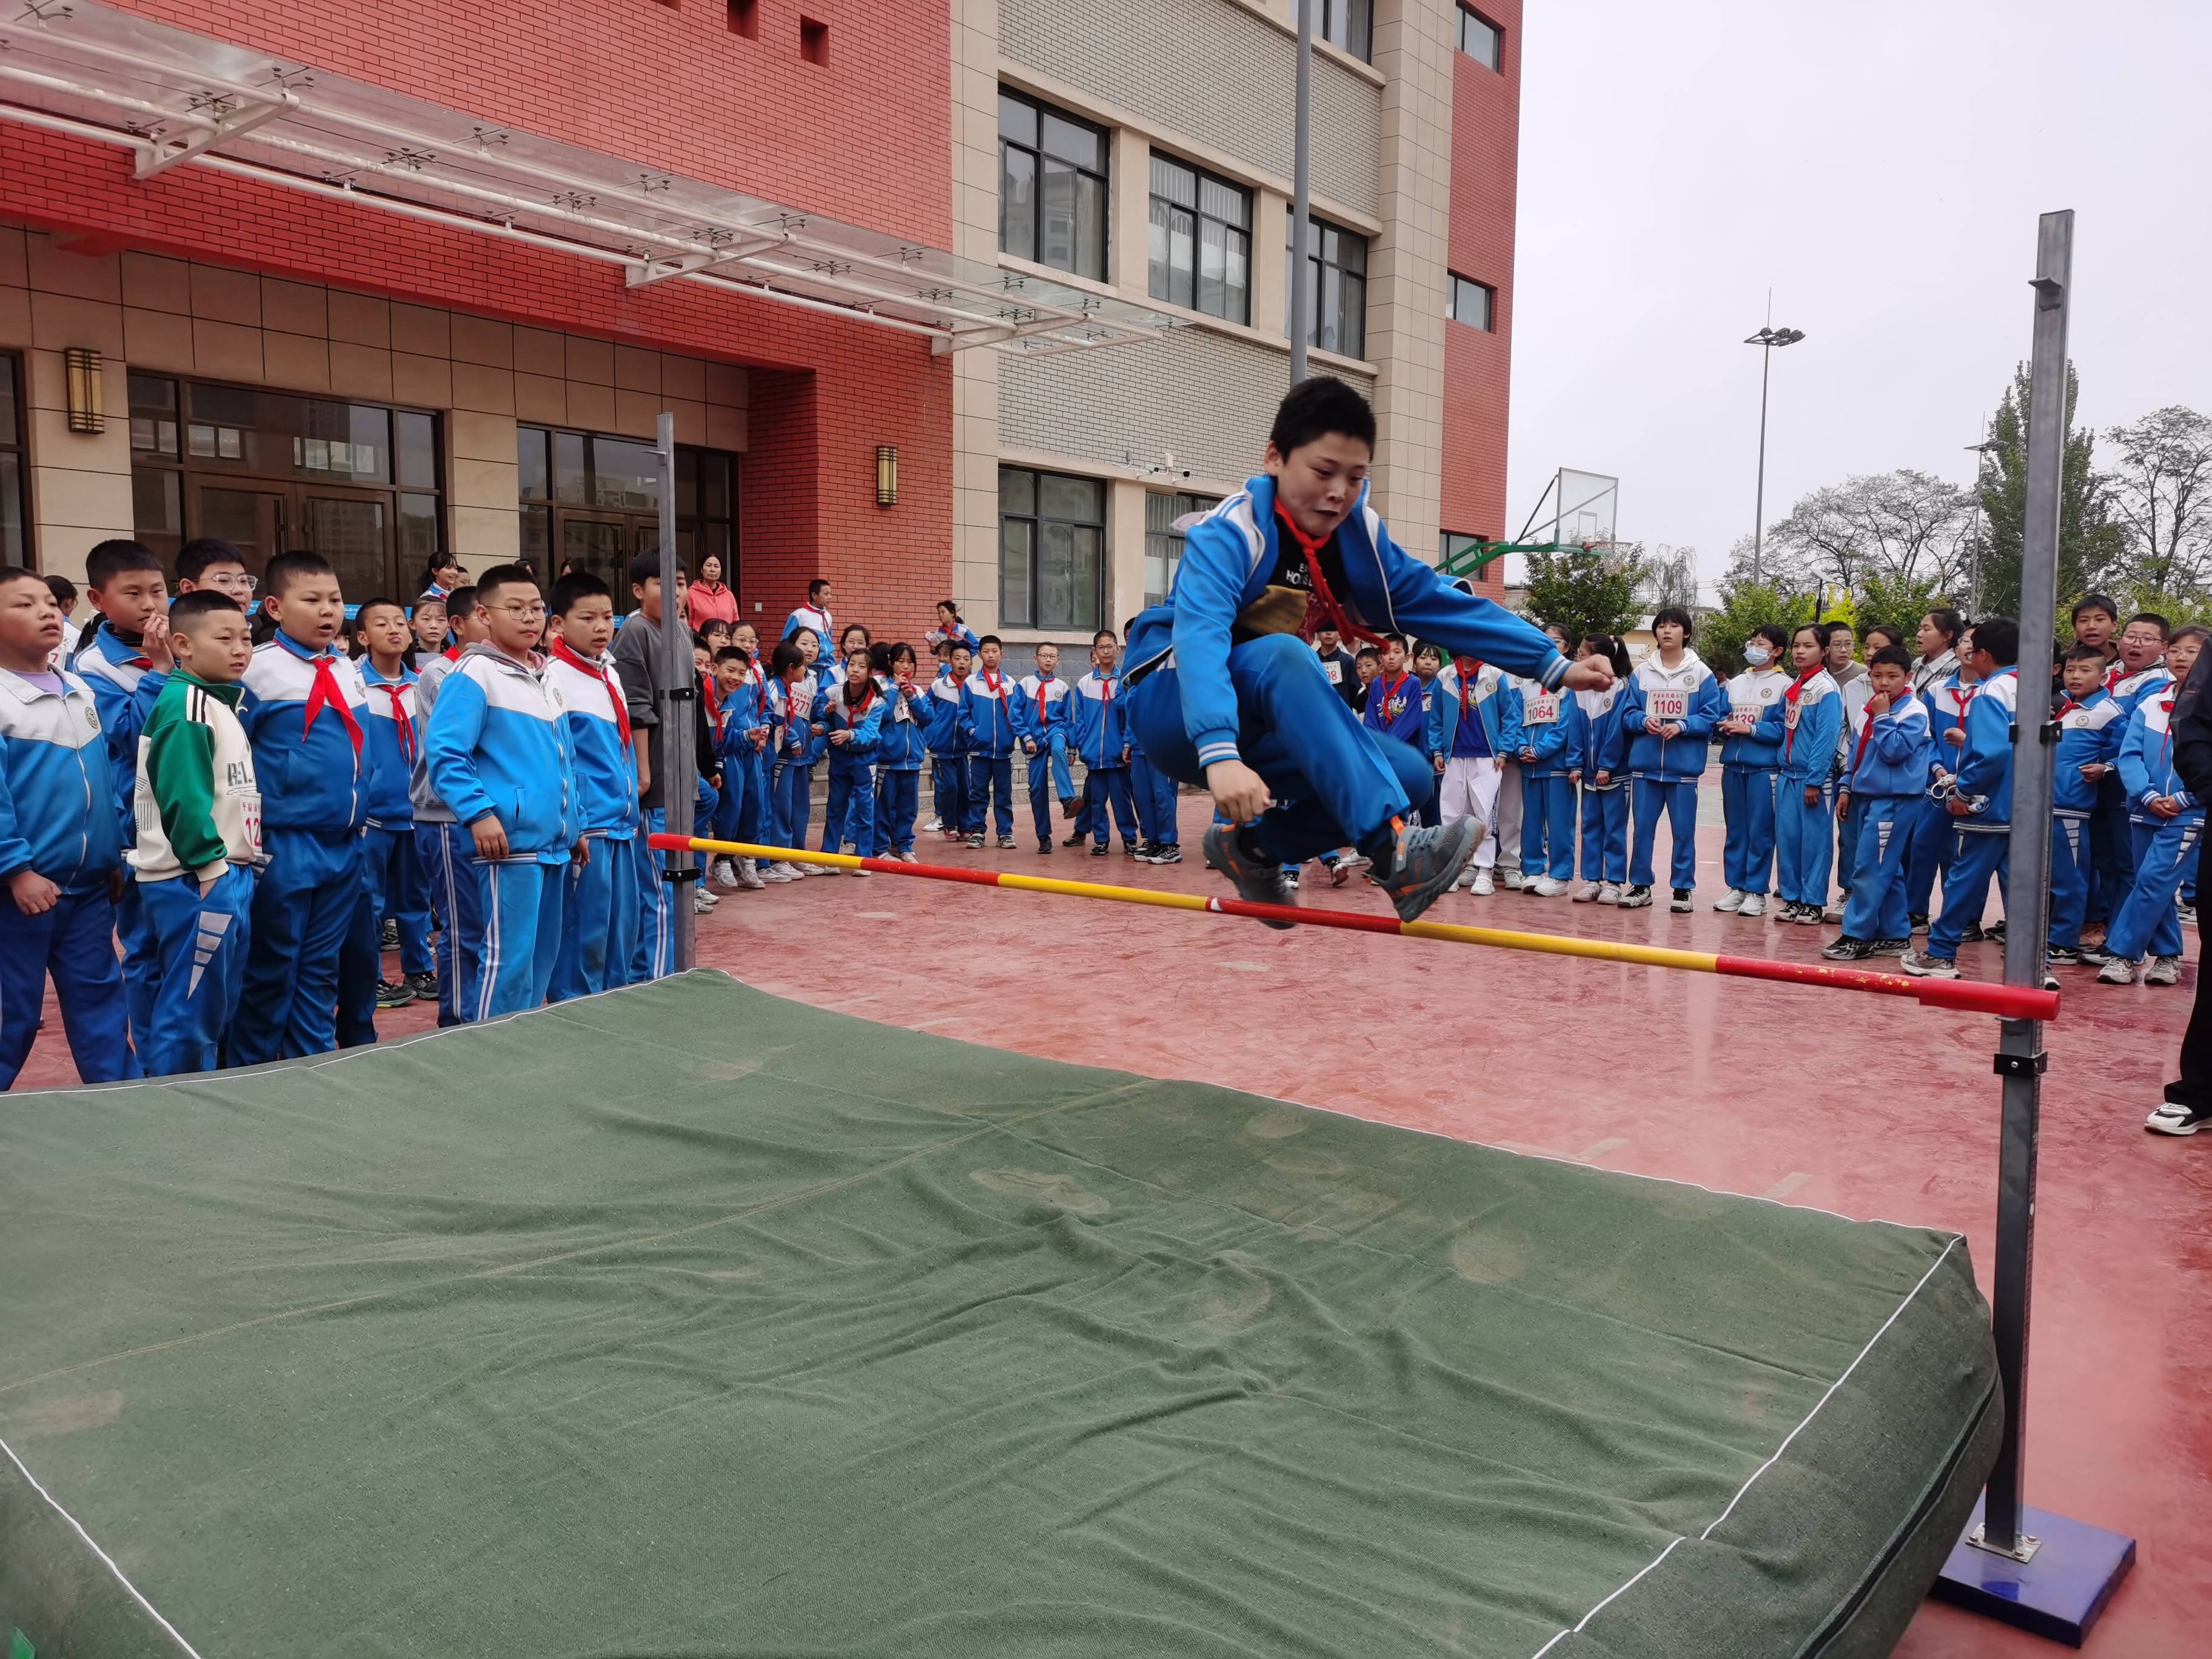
[1202,823,1299,928]
[1369,816,1481,924]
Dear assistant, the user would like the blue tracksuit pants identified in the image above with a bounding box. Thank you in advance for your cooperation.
[136,866,253,1078]
[1520,775,1578,880]
[709,762,745,844]
[872,768,920,856]
[1027,732,1074,842]
[1084,765,1138,848]
[113,878,159,1062]
[1126,633,1424,866]
[965,752,1014,837]
[554,833,636,1002]
[0,884,140,1090]
[1903,793,1954,921]
[364,824,432,977]
[1775,780,1835,908]
[633,806,675,984]
[468,857,565,1019]
[336,866,381,1050]
[232,826,362,1065]
[1629,777,1700,891]
[1929,828,2008,960]
[2108,816,2202,964]
[1579,785,1627,884]
[415,821,481,1025]
[1721,767,1778,895]
[1131,751,1181,846]
[931,754,966,833]
[823,756,875,852]
[1838,797,1912,942]
[1835,793,1868,894]
[2086,782,2135,926]
[2048,814,2091,950]
[771,760,812,855]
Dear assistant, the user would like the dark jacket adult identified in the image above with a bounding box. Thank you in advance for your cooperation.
[2171,645,2212,802]
[610,609,717,813]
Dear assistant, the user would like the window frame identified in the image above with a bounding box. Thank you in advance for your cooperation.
[1287,215,1370,361]
[0,350,27,568]
[517,423,739,615]
[1447,273,1496,332]
[1147,152,1253,326]
[998,87,1110,282]
[1456,5,1503,71]
[1320,0,1373,62]
[999,465,1107,634]
[1143,489,1221,609]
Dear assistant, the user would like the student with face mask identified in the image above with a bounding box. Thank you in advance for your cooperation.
[1712,624,1791,917]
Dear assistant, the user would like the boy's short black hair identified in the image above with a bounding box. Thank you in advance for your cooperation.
[84,538,163,590]
[175,537,247,584]
[2071,593,2119,623]
[808,577,831,600]
[1355,644,1382,662]
[949,640,973,659]
[2061,642,2108,666]
[1867,645,1912,672]
[444,583,477,618]
[628,550,686,588]
[351,595,406,623]
[769,640,806,675]
[475,563,540,611]
[263,549,337,597]
[43,572,77,607]
[1972,615,2020,666]
[932,637,950,657]
[1093,629,1117,646]
[978,634,1002,649]
[2125,611,2171,640]
[0,564,46,594]
[1269,376,1376,457]
[549,571,612,616]
[1751,622,1791,654]
[1653,605,1695,638]
[1381,631,1409,650]
[712,645,748,665]
[167,590,245,632]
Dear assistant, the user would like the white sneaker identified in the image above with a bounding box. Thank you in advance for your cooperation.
[2097,958,2136,985]
[1571,880,1601,902]
[1597,882,1623,905]
[922,817,941,833]
[1899,949,1960,979]
[1470,870,1495,896]
[709,855,737,888]
[850,866,873,877]
[2145,956,2180,986]
[1822,901,1845,924]
[897,850,920,863]
[695,885,720,907]
[692,890,716,916]
[734,859,766,890]
[1738,893,1766,918]
[1712,888,1744,913]
[1530,875,1569,897]
[1501,870,1526,891]
[763,862,797,882]
[2146,1102,2211,1136]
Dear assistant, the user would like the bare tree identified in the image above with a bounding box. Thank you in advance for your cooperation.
[1636,542,1700,612]
[2103,406,2212,597]
[1766,471,1976,594]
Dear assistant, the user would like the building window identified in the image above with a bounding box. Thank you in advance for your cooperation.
[1148,155,1252,324]
[1287,216,1368,360]
[999,89,1108,281]
[1456,5,1502,70]
[1000,466,1104,633]
[1447,274,1495,331]
[127,372,442,595]
[1320,0,1373,62]
[517,425,736,614]
[1144,490,1219,608]
[0,352,26,566]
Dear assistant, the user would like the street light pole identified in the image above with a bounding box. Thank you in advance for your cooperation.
[1744,324,1806,586]
[1965,429,2001,615]
[1289,0,1314,386]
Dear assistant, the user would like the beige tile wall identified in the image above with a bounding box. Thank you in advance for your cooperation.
[0,227,751,585]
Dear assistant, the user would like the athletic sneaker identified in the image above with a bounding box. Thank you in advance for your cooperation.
[1617,884,1654,908]
[1899,949,1960,979]
[1369,816,1482,924]
[1531,876,1570,897]
[2145,1102,2212,1136]
[1597,882,1623,905]
[1090,842,1110,857]
[762,862,796,882]
[1960,922,1985,944]
[710,856,738,887]
[848,865,873,878]
[1823,936,1879,961]
[735,859,766,890]
[998,834,1017,850]
[1670,888,1692,913]
[1133,839,1155,859]
[1062,832,1087,846]
[375,977,414,1009]
[380,917,400,950]
[1470,869,1495,896]
[1571,880,1601,903]
[2076,942,2115,966]
[692,890,716,916]
[1327,859,1349,886]
[922,816,940,833]
[1284,868,1302,889]
[1869,938,1911,958]
[1985,920,2007,944]
[1908,912,1929,933]
[1123,841,1140,857]
[2179,903,2199,928]
[2044,945,2080,967]
[1740,893,1766,918]
[696,884,720,902]
[2098,958,2137,985]
[404,970,439,1000]
[2146,956,2182,987]
[1793,903,1825,926]
[1037,840,1053,855]
[1501,870,1526,891]
[1150,845,1184,865]
[896,851,921,864]
[1713,888,1746,913]
[966,833,985,848]
[1203,823,1299,927]
[1821,901,1845,924]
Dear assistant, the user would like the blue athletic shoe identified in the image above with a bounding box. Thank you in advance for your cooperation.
[1369,816,1481,924]
[1203,823,1298,928]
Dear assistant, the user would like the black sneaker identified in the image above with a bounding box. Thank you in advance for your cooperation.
[2046,945,2082,967]
[1122,841,1140,857]
[1669,888,1692,913]
[1037,840,1053,855]
[404,970,439,999]
[1150,844,1182,865]
[1062,831,1087,846]
[1090,842,1109,857]
[1202,823,1299,927]
[1133,839,1155,859]
[2147,1102,2212,1136]
[1908,912,1929,932]
[965,832,985,848]
[1986,920,2007,944]
[1617,884,1654,909]
[1868,939,1911,958]
[1822,936,1877,961]
[374,978,415,1009]
[1960,922,1985,943]
[380,917,400,950]
[1368,816,1481,924]
[2077,942,2114,966]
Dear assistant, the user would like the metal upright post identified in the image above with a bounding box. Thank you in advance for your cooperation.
[655,410,697,973]
[1288,0,1313,386]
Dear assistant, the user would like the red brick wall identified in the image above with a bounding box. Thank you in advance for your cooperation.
[0,0,956,639]
[1443,0,1520,600]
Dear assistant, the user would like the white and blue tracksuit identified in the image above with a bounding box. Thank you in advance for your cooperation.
[1069,669,1135,848]
[70,622,165,1050]
[408,652,479,1025]
[960,668,1020,837]
[1014,671,1074,843]
[1123,475,1567,868]
[1514,685,1579,881]
[359,662,432,980]
[1757,668,1843,908]
[766,672,822,853]
[1906,675,1976,922]
[1928,669,2019,960]
[2049,689,2124,951]
[234,633,374,1064]
[924,671,967,836]
[548,646,642,1001]
[1837,694,1933,943]
[782,603,835,649]
[1614,650,1727,892]
[1718,667,1788,897]
[822,682,885,853]
[423,644,578,1018]
[870,678,930,856]
[0,665,138,1089]
[2090,665,2171,925]
[1834,674,1874,894]
[1428,660,1522,870]
[2106,690,2201,965]
[708,672,768,852]
[1575,686,1630,884]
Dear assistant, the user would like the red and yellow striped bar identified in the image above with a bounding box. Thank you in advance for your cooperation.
[651,835,2061,1022]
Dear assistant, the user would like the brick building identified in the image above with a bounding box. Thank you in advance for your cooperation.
[0,0,1520,640]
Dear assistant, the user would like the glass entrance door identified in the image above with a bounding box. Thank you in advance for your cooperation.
[197,484,286,575]
[297,489,391,601]
[558,514,629,601]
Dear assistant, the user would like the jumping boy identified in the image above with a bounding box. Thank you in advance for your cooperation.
[960,634,1019,849]
[1904,617,2021,980]
[548,573,648,997]
[1122,378,1603,925]
[1823,645,1932,960]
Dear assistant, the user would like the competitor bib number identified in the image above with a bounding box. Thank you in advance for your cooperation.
[1524,692,1561,725]
[1323,660,1342,685]
[1646,688,1691,722]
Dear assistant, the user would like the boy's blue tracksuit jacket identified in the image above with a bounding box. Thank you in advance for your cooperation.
[547,645,642,837]
[0,665,121,893]
[70,622,166,836]
[1426,660,1523,761]
[422,643,578,862]
[240,634,375,835]
[1949,669,2020,831]
[877,677,931,769]
[1068,671,1126,768]
[1362,671,1426,746]
[357,661,418,829]
[2053,688,2124,817]
[959,669,1020,757]
[1013,671,1071,752]
[1842,693,1935,798]
[923,671,967,757]
[2117,689,2199,824]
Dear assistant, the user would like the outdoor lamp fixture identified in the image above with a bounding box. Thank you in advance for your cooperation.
[1743,323,1807,585]
[874,444,898,507]
[64,347,104,434]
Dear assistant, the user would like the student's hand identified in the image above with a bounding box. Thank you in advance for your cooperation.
[1595,769,1611,786]
[1568,768,1582,784]
[1024,738,1038,754]
[1835,791,1851,819]
[1562,659,1614,692]
[572,839,591,868]
[1661,723,1683,741]
[1520,748,1537,763]
[749,729,767,749]
[1948,796,1973,817]
[140,612,173,671]
[2150,796,2183,819]
[112,868,129,902]
[1805,785,1823,809]
[1643,716,1667,736]
[1943,728,1965,746]
[2079,762,2108,780]
[9,868,59,916]
[1866,691,1893,718]
[1433,753,1446,774]
[830,729,851,746]
[810,723,825,736]
[1121,745,1131,763]
[1205,757,1273,825]
[471,815,510,860]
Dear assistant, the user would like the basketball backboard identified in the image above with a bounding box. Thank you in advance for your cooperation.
[1552,469,1620,548]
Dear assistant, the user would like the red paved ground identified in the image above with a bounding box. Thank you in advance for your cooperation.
[13,787,2206,1655]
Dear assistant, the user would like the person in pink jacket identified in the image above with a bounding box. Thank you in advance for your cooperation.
[683,554,741,634]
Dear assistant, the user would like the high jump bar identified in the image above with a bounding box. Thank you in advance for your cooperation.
[650,835,2060,1022]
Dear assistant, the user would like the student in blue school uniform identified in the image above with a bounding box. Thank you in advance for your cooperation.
[1712,623,1791,918]
[2096,626,2206,987]
[1823,646,1933,960]
[1757,622,1844,927]
[422,563,580,1017]
[869,642,929,863]
[822,644,886,865]
[1426,647,1521,896]
[1070,629,1138,856]
[353,598,435,1007]
[702,644,769,889]
[760,638,823,881]
[232,551,377,1064]
[408,585,485,1022]
[547,574,648,996]
[959,635,1021,848]
[1906,635,1979,931]
[1129,726,1184,864]
[1904,617,2022,980]
[0,566,140,1089]
[1362,632,1426,749]
[2086,608,2170,931]
[925,641,971,845]
[1570,634,1633,903]
[1512,665,1580,896]
[2046,644,2125,967]
[1612,606,1728,912]
[1014,640,1076,854]
[926,600,980,655]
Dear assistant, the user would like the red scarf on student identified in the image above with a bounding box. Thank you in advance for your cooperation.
[1453,657,1483,719]
[1375,671,1410,719]
[303,654,364,756]
[370,681,415,765]
[1276,506,1384,648]
[548,638,631,745]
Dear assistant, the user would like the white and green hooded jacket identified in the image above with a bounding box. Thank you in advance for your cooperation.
[129,671,264,883]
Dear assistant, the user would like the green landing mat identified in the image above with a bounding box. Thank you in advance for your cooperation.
[0,971,1997,1659]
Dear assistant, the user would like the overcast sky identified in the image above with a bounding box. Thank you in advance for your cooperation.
[1504,0,2212,597]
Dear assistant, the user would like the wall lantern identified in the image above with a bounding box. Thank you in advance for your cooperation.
[874,444,898,508]
[64,347,104,434]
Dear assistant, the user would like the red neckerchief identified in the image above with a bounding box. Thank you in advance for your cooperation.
[845,680,877,721]
[1453,657,1481,718]
[983,668,1006,699]
[548,639,632,745]
[369,679,415,765]
[2104,660,2125,690]
[443,645,461,662]
[2162,697,2176,774]
[1034,674,1054,723]
[302,653,364,755]
[1848,697,1886,777]
[1275,506,1384,648]
[1099,670,1116,703]
[1375,670,1410,719]
[1781,666,1823,762]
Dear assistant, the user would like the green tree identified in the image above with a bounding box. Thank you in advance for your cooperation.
[1701,580,1817,676]
[1854,571,1954,642]
[1524,543,1645,645]
[1974,362,2124,624]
